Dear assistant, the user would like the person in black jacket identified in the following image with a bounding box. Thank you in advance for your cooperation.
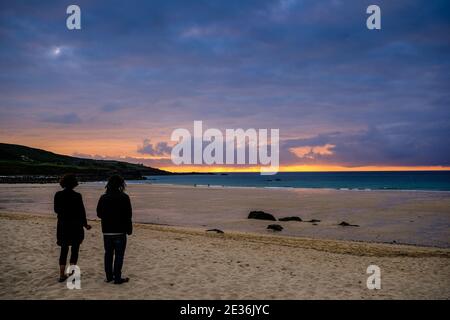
[97,175,133,284]
[54,174,91,282]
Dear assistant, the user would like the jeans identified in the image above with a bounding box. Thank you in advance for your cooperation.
[59,243,80,265]
[103,234,127,281]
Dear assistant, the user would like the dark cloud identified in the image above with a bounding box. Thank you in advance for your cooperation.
[41,112,82,124]
[100,103,124,113]
[138,139,172,156]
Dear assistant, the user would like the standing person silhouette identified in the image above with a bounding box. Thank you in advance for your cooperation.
[97,175,133,284]
[54,174,91,282]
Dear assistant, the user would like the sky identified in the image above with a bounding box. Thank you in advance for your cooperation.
[0,0,449,172]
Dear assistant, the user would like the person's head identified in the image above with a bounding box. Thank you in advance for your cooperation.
[106,174,126,193]
[60,174,79,190]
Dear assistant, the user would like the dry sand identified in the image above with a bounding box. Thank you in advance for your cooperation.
[1,212,449,299]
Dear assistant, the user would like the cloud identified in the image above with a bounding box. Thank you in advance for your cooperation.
[72,152,173,169]
[41,113,82,124]
[290,144,335,159]
[101,103,124,113]
[1,0,449,168]
[137,139,172,156]
[281,122,450,167]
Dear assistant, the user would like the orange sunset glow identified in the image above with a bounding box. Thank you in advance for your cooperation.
[160,165,450,173]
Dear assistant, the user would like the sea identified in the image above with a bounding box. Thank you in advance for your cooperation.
[132,171,450,191]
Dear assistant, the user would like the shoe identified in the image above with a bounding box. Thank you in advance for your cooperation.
[114,277,129,285]
[58,275,68,283]
[105,278,114,283]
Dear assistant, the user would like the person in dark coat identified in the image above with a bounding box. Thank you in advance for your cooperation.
[54,174,91,282]
[97,175,133,284]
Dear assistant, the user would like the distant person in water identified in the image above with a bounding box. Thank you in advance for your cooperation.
[54,174,91,282]
[97,175,133,284]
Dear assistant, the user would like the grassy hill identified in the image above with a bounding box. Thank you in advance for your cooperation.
[0,143,172,182]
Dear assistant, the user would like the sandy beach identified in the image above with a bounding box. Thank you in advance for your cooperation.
[0,212,449,299]
[0,183,449,299]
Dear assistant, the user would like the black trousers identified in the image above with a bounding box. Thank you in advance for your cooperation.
[103,234,127,281]
[59,243,80,265]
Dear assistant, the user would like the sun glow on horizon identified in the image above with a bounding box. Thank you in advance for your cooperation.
[3,140,449,173]
[160,165,450,173]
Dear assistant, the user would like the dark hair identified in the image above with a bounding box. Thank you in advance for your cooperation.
[106,175,126,193]
[60,174,79,189]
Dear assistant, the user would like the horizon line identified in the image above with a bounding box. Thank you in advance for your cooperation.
[160,166,450,174]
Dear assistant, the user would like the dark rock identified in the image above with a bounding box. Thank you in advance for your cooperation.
[305,219,321,223]
[279,216,302,222]
[248,211,276,221]
[267,224,283,231]
[338,221,359,227]
[206,229,224,234]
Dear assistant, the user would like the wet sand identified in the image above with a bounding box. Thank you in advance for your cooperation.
[0,183,449,247]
